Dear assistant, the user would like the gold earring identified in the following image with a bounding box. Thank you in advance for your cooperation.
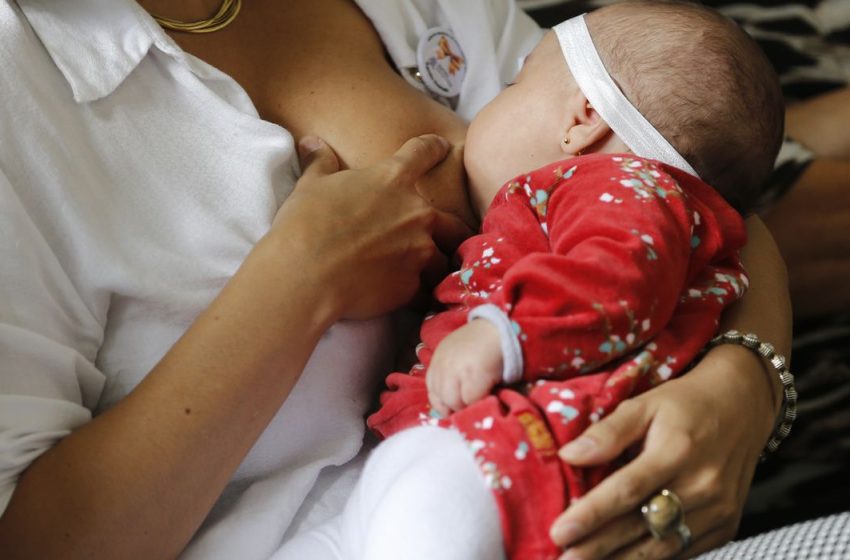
[563,137,570,144]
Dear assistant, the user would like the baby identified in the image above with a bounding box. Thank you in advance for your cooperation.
[276,2,783,560]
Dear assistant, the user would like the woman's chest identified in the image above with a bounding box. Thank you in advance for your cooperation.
[163,0,478,229]
[167,0,476,226]
[170,0,415,146]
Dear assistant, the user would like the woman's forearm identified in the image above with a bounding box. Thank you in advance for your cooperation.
[715,215,791,416]
[0,235,338,560]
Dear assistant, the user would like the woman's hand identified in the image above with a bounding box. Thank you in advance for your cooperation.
[271,134,469,321]
[550,345,778,559]
[548,216,790,559]
[2,135,469,560]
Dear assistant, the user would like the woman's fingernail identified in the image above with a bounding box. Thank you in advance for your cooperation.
[560,437,596,461]
[417,134,450,153]
[298,135,323,155]
[560,550,583,560]
[551,520,584,546]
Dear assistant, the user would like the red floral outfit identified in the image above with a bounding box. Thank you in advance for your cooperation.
[367,154,748,559]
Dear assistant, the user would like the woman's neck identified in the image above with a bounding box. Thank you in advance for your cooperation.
[135,0,226,22]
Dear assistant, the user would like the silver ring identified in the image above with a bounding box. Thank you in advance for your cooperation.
[640,489,691,550]
[676,521,693,550]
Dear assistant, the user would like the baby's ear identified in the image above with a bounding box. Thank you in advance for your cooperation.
[560,90,613,155]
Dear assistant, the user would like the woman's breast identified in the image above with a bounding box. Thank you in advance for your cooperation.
[170,0,476,228]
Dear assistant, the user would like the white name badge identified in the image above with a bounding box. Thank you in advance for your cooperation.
[416,27,467,98]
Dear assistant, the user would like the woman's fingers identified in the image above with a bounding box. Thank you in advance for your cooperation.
[562,487,721,560]
[296,136,340,179]
[297,134,449,185]
[559,396,651,466]
[554,381,753,557]
[673,527,736,559]
[549,354,777,558]
[552,396,704,549]
[385,134,450,183]
[556,511,647,560]
[278,133,457,320]
[550,446,679,548]
[607,532,683,560]
[606,506,734,560]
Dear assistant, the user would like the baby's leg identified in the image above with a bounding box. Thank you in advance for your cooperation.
[355,427,505,560]
[274,426,504,560]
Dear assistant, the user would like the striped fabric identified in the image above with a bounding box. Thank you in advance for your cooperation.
[698,511,850,559]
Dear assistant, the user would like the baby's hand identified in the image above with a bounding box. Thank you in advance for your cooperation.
[426,320,503,416]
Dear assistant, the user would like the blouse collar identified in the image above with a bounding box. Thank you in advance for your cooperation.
[17,0,178,103]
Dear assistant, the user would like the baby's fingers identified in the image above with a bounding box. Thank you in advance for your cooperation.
[426,363,460,415]
[428,391,450,418]
[438,375,465,412]
[460,372,497,408]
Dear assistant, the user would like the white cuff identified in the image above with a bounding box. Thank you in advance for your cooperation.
[468,304,524,384]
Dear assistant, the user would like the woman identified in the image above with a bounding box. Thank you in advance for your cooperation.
[0,1,790,559]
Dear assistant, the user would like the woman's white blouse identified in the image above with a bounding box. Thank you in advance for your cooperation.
[0,0,541,557]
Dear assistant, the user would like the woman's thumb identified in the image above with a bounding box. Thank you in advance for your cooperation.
[298,136,340,179]
[559,400,650,466]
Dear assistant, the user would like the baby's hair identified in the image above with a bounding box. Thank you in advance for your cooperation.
[586,0,784,214]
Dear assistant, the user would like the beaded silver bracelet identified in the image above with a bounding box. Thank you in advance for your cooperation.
[707,330,797,460]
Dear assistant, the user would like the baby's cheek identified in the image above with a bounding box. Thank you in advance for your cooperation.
[463,130,498,211]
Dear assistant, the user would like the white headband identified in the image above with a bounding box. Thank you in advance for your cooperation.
[553,15,699,177]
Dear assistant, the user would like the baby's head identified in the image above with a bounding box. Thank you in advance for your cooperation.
[464,0,784,215]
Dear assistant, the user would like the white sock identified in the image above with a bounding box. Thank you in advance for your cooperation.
[273,427,504,560]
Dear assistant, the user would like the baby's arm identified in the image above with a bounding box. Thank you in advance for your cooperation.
[492,158,745,382]
[427,157,745,413]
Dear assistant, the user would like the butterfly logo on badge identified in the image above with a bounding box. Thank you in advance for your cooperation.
[408,27,467,109]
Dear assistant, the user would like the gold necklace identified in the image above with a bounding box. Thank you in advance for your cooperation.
[153,0,242,33]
